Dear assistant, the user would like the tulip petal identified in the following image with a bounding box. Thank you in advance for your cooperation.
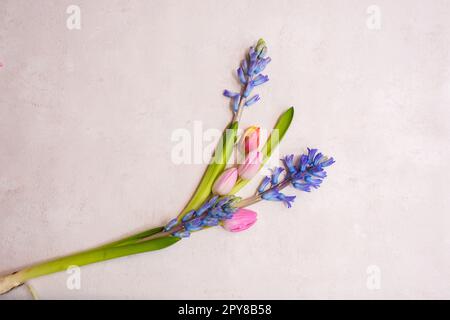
[212,168,238,195]
[222,208,257,232]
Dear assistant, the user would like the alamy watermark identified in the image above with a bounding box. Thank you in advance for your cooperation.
[366,264,381,290]
[66,5,81,30]
[170,121,280,166]
[66,265,81,290]
[366,5,382,30]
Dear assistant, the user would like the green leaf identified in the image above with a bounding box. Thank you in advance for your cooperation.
[97,226,164,249]
[261,106,294,162]
[21,236,181,282]
[178,121,238,219]
[230,107,294,194]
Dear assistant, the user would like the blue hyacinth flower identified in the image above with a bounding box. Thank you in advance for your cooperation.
[223,89,239,98]
[173,230,190,238]
[245,94,260,107]
[223,39,271,113]
[202,216,219,227]
[258,176,271,193]
[277,194,296,208]
[164,218,178,232]
[185,217,204,232]
[196,195,218,216]
[256,148,335,209]
[283,154,296,174]
[237,67,246,85]
[251,74,269,87]
[271,167,284,185]
[182,210,195,222]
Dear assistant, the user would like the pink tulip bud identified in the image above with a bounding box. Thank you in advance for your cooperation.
[239,126,260,155]
[238,151,262,180]
[212,167,238,195]
[223,208,257,232]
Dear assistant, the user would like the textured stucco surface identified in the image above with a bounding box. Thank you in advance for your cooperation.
[1,0,449,299]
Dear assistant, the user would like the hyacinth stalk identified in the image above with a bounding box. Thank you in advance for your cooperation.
[0,39,334,296]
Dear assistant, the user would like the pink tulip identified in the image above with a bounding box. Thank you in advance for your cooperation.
[238,151,262,180]
[239,126,260,155]
[212,167,238,195]
[223,208,257,232]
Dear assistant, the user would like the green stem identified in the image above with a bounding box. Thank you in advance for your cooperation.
[0,236,180,295]
[96,226,164,249]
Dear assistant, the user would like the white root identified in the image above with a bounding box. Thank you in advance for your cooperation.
[0,272,24,295]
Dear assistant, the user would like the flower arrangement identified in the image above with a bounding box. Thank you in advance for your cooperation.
[0,39,334,295]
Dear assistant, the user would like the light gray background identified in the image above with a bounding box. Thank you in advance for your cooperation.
[1,0,449,299]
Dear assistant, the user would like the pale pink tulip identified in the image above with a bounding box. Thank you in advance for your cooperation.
[212,167,238,195]
[223,208,257,232]
[238,151,262,180]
